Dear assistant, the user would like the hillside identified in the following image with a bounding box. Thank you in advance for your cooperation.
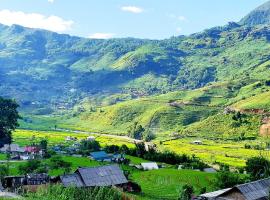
[2,1,270,139]
[240,0,270,26]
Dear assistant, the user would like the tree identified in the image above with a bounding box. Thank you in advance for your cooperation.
[246,156,270,180]
[179,184,194,200]
[128,122,145,140]
[79,140,100,155]
[0,97,20,146]
[0,165,8,181]
[48,156,72,173]
[39,139,49,158]
[19,159,47,174]
[215,171,245,189]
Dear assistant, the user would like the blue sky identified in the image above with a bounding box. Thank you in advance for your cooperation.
[0,0,267,39]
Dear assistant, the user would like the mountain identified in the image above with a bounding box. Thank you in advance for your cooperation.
[240,0,270,26]
[2,1,270,137]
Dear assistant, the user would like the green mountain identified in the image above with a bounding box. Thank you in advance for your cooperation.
[240,0,270,26]
[2,1,270,138]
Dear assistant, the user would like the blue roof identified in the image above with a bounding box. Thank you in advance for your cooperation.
[90,151,111,160]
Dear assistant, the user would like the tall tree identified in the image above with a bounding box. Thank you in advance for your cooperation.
[0,97,20,146]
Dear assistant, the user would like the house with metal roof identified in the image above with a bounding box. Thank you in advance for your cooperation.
[199,178,270,200]
[60,165,128,188]
[141,162,159,170]
[89,151,112,162]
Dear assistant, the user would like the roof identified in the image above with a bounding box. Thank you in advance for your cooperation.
[60,173,84,187]
[76,165,128,187]
[200,178,270,200]
[0,144,25,153]
[141,162,159,170]
[90,151,111,160]
[234,178,270,200]
[203,168,217,173]
[199,188,231,199]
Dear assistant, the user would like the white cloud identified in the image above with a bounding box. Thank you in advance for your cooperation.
[0,9,73,32]
[121,6,143,14]
[88,33,115,39]
[168,13,188,22]
[178,16,187,21]
[176,27,182,33]
[48,0,54,3]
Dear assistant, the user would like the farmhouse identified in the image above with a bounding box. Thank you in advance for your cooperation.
[191,140,203,145]
[203,168,217,173]
[199,178,270,200]
[60,165,128,187]
[3,174,50,190]
[90,151,112,162]
[141,162,159,170]
[0,144,25,155]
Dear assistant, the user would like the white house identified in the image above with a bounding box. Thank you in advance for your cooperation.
[141,162,159,170]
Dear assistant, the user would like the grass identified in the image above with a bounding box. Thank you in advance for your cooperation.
[160,138,269,167]
[131,169,216,200]
[13,129,135,148]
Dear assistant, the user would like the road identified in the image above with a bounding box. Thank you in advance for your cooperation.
[53,128,143,143]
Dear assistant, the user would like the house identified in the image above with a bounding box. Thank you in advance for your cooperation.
[199,188,232,200]
[203,168,217,173]
[90,151,112,162]
[86,136,95,141]
[199,178,270,200]
[65,136,77,141]
[0,144,25,155]
[25,146,40,154]
[3,174,50,190]
[141,162,159,170]
[191,140,203,145]
[60,165,128,187]
[26,173,50,185]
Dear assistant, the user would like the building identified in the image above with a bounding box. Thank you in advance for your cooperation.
[141,162,159,170]
[191,140,203,145]
[199,178,270,200]
[0,144,25,155]
[86,136,95,141]
[60,165,128,187]
[203,168,217,173]
[90,151,112,162]
[3,174,50,190]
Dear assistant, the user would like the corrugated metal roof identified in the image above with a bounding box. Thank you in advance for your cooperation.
[199,188,231,199]
[60,173,84,187]
[141,162,159,170]
[76,165,128,187]
[90,151,111,160]
[235,178,270,200]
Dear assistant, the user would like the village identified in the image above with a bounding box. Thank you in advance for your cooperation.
[0,133,269,200]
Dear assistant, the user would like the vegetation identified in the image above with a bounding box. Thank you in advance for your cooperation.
[245,156,270,181]
[24,185,122,200]
[178,184,194,200]
[0,97,20,146]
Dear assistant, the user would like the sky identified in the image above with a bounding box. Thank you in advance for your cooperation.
[0,0,267,39]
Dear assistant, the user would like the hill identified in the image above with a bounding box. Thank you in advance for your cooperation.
[2,1,270,139]
[240,0,270,26]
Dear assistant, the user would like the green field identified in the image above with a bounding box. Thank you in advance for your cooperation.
[13,129,135,148]
[131,169,216,200]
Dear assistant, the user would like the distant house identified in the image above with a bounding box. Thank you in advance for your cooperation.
[141,162,159,170]
[0,144,25,155]
[90,151,112,162]
[199,178,270,200]
[24,146,40,154]
[191,140,203,145]
[3,174,50,190]
[65,136,77,141]
[203,168,217,173]
[60,165,128,187]
[86,136,95,141]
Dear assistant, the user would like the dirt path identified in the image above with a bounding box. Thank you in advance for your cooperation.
[54,128,143,143]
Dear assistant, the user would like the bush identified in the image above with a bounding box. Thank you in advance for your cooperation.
[179,184,194,200]
[215,171,245,189]
[48,156,72,173]
[24,184,122,200]
[19,160,47,175]
[246,156,270,180]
